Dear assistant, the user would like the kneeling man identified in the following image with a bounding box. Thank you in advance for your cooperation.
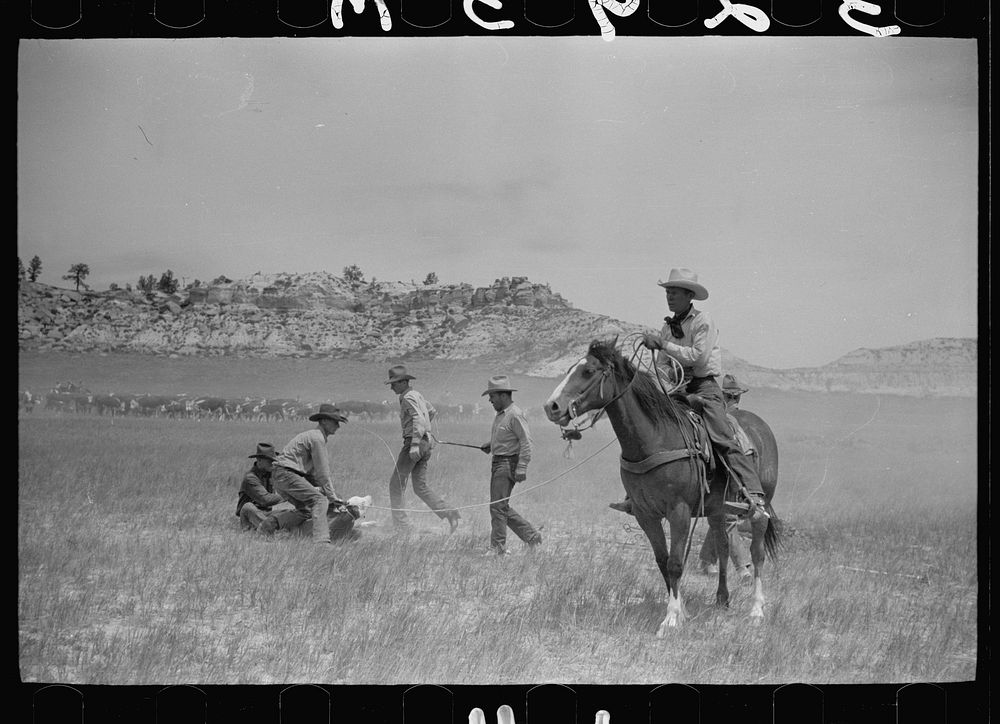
[236,442,284,531]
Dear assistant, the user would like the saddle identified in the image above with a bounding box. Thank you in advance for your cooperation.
[617,395,759,508]
[682,394,756,456]
[681,394,760,514]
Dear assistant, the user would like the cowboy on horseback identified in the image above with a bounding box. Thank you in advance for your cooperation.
[609,268,769,522]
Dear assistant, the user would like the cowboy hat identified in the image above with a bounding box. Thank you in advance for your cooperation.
[657,268,709,300]
[722,374,749,394]
[308,403,349,423]
[482,375,518,396]
[249,442,278,460]
[384,364,416,385]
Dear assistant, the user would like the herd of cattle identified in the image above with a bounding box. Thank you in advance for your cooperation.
[18,381,486,423]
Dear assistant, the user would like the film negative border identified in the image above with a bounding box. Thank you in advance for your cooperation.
[20,0,990,38]
[21,681,990,722]
[15,0,990,721]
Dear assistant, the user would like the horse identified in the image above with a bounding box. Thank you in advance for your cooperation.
[543,338,781,636]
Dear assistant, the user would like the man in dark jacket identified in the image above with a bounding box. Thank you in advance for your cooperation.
[236,442,283,531]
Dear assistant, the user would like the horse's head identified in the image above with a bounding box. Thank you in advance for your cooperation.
[544,338,622,427]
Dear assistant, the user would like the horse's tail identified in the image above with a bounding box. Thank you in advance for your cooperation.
[763,503,783,563]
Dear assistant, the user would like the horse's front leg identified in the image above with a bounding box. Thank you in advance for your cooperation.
[747,514,769,621]
[707,512,730,608]
[634,512,685,636]
[664,502,693,627]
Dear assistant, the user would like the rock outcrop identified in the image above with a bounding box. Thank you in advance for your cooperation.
[17,276,976,397]
[723,338,977,397]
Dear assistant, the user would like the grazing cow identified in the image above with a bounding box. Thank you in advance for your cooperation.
[133,395,173,417]
[336,400,385,421]
[163,399,192,418]
[114,393,139,416]
[225,398,246,420]
[92,394,126,416]
[74,393,95,414]
[256,402,287,422]
[267,398,308,420]
[192,397,235,420]
[265,398,300,409]
[236,398,265,420]
[290,403,320,420]
[45,391,87,412]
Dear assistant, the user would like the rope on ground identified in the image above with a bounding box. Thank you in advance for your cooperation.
[836,564,928,582]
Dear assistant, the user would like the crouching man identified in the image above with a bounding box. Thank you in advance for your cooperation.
[236,443,284,531]
[264,404,355,545]
[262,494,372,542]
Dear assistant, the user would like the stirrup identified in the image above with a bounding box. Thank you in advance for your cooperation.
[747,493,770,519]
[726,495,769,519]
[723,500,751,516]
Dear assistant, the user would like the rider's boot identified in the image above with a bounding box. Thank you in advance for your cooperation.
[746,490,769,523]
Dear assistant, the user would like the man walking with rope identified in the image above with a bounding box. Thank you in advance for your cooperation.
[610,268,768,522]
[385,364,461,534]
[479,375,542,556]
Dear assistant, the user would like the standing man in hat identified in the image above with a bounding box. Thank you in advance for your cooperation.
[479,375,542,555]
[610,269,769,522]
[385,364,461,534]
[236,442,284,532]
[268,403,350,545]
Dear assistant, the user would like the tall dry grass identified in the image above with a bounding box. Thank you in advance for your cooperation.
[18,389,978,685]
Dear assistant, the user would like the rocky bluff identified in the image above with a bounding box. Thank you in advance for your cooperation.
[17,272,976,397]
[17,273,643,377]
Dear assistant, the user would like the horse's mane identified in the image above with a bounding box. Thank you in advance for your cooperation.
[587,339,688,428]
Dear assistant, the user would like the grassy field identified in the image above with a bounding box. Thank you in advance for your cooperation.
[18,353,979,685]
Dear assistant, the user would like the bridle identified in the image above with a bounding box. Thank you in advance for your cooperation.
[560,348,641,437]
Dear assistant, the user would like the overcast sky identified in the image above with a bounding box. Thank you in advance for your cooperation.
[17,37,979,369]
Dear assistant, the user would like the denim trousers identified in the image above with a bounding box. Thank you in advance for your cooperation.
[271,466,330,543]
[686,376,765,497]
[239,502,272,531]
[388,438,453,527]
[489,456,540,551]
[267,508,358,541]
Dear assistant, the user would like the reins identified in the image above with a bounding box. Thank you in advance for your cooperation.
[558,337,649,440]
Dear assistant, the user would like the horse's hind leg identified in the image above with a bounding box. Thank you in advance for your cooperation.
[634,512,686,636]
[707,513,731,608]
[747,515,768,620]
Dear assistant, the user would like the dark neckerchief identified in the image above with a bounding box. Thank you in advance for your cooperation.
[664,306,693,339]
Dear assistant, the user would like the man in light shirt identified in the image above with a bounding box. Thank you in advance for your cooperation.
[270,403,350,545]
[611,268,768,522]
[479,375,542,555]
[385,364,460,534]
